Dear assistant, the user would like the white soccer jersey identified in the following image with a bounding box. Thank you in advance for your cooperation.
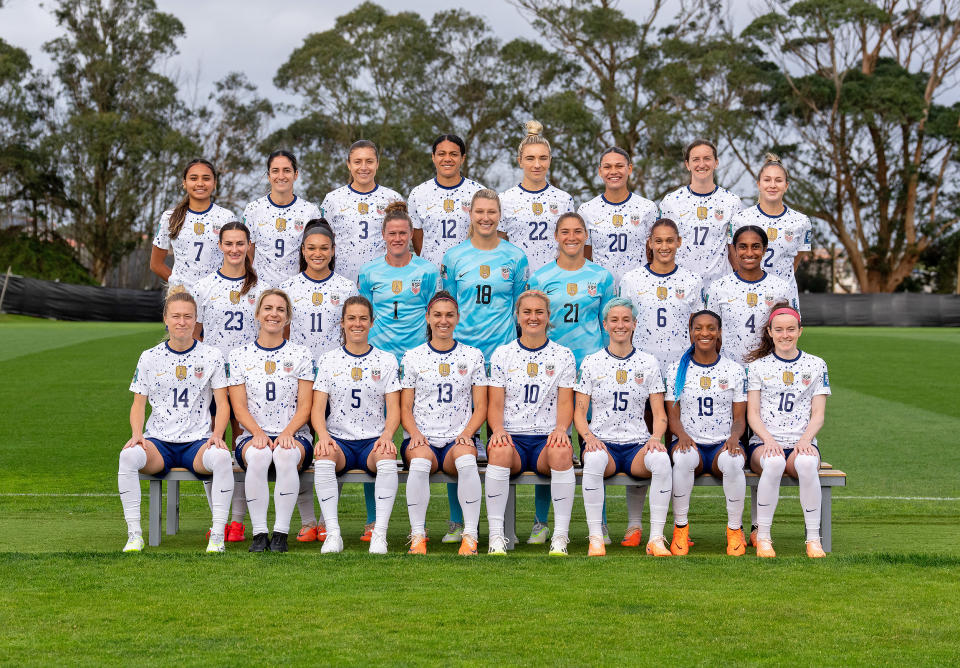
[498,183,575,272]
[488,339,576,435]
[227,340,314,439]
[746,351,830,448]
[705,272,796,365]
[193,271,266,359]
[665,355,746,444]
[153,204,236,293]
[728,205,812,303]
[408,177,485,267]
[658,185,742,283]
[320,184,405,283]
[129,341,228,442]
[243,194,322,286]
[279,271,358,361]
[400,341,487,444]
[618,264,705,372]
[578,192,659,287]
[313,345,401,441]
[575,348,665,444]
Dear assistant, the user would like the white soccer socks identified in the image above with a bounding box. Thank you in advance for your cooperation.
[550,466,576,539]
[581,450,607,538]
[202,447,234,538]
[644,449,672,541]
[297,479,318,527]
[406,457,432,536]
[794,454,822,541]
[756,454,786,541]
[625,485,648,530]
[454,454,482,539]
[484,464,511,539]
[373,459,398,537]
[671,447,700,527]
[717,450,746,530]
[118,445,147,535]
[230,482,247,524]
[243,446,272,535]
[272,447,301,535]
[314,460,340,537]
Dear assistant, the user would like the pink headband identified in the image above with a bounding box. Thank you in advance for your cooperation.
[769,307,801,324]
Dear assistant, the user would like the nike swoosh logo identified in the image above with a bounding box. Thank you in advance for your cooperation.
[553,497,567,502]
[245,366,255,371]
[507,368,518,373]
[727,298,737,303]
[678,212,689,217]
[333,372,343,377]
[673,493,686,498]
[584,487,598,491]
[210,296,220,301]
[279,492,293,496]
[246,499,256,503]
[220,489,231,493]
[804,508,817,513]
[294,298,304,302]
[465,499,479,504]
[426,205,437,210]
[155,372,167,376]
[758,503,770,507]
[321,496,334,502]
[545,287,558,294]
[457,271,469,279]
[635,291,648,295]
[339,207,349,213]
[727,498,742,503]
[119,490,130,495]
[488,493,503,498]
[659,489,670,494]
[377,495,391,500]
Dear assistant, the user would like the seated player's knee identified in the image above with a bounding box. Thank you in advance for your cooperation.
[582,449,608,474]
[643,448,671,473]
[760,453,786,475]
[118,446,146,471]
[273,446,301,469]
[245,445,272,470]
[793,453,819,478]
[488,445,514,467]
[546,444,573,469]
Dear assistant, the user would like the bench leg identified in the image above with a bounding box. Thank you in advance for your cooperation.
[166,480,180,535]
[505,484,517,550]
[821,485,832,552]
[148,479,162,547]
[750,484,757,529]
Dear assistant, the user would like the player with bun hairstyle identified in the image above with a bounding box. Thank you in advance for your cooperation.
[192,221,264,542]
[118,291,233,553]
[705,225,795,365]
[243,150,322,287]
[150,159,236,295]
[665,310,748,557]
[311,295,402,554]
[498,121,576,272]
[399,291,488,555]
[745,304,830,558]
[486,290,577,556]
[320,140,405,283]
[658,139,743,287]
[408,134,486,267]
[727,154,812,305]
[578,147,660,287]
[227,289,315,553]
[574,297,670,556]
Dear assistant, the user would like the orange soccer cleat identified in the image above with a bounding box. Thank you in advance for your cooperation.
[805,540,826,558]
[408,534,428,555]
[670,524,690,556]
[756,537,776,558]
[458,535,479,556]
[225,521,246,542]
[360,522,375,542]
[588,535,606,557]
[645,536,671,557]
[296,525,317,542]
[726,527,746,556]
[620,526,643,547]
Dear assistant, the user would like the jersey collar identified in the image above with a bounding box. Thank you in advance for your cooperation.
[690,354,720,368]
[733,271,767,284]
[256,339,287,352]
[348,183,379,196]
[755,203,787,219]
[343,344,373,358]
[165,340,198,355]
[645,263,678,278]
[433,177,464,191]
[428,340,458,354]
[601,192,631,206]
[187,202,214,215]
[268,193,298,209]
[773,350,802,363]
[518,182,550,195]
[686,185,719,198]
[605,346,636,360]
[302,270,333,284]
[216,270,244,281]
[517,338,549,352]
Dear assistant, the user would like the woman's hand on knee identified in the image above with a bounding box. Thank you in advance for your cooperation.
[644,436,666,453]
[205,434,228,450]
[274,432,296,450]
[547,428,570,448]
[123,436,147,450]
[674,433,695,453]
[582,433,605,453]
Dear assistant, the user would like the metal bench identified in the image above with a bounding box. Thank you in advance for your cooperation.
[139,464,846,550]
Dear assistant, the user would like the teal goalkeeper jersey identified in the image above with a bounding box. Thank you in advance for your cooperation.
[527,260,615,367]
[359,255,440,361]
[441,239,529,361]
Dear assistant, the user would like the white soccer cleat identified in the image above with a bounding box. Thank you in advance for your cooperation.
[122,533,144,553]
[548,534,570,556]
[369,532,388,554]
[206,534,226,553]
[321,533,344,554]
[488,534,509,555]
[601,523,612,545]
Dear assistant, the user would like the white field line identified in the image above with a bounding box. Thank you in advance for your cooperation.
[1,493,958,501]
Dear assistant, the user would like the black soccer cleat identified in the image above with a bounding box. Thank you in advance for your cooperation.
[249,533,270,553]
[269,532,289,553]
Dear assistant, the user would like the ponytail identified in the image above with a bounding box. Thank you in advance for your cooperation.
[218,221,258,296]
[169,159,217,240]
[744,301,793,363]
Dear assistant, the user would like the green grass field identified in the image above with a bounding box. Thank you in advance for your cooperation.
[1,314,959,665]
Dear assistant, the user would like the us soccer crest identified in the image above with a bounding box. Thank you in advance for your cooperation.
[331,294,340,306]
[500,266,511,280]
[767,227,778,241]
[612,214,624,227]
[785,231,794,242]
[376,207,385,215]
[567,283,578,296]
[351,368,363,381]
[675,288,685,300]
[746,293,758,307]
[358,202,369,215]
[372,368,381,382]
[714,209,724,220]
[783,371,794,385]
[391,280,403,295]
[283,360,294,374]
[439,363,451,377]
[265,361,277,375]
[213,223,222,234]
[545,363,555,377]
[656,286,668,301]
[312,292,324,306]
[194,222,205,235]
[696,206,708,220]
[229,290,241,305]
[616,370,628,384]
[700,376,712,389]
[247,294,256,305]
[764,294,775,307]
[461,203,470,213]
[802,372,812,386]
[457,362,468,376]
[295,220,304,232]
[634,372,644,385]
[630,214,641,226]
[276,218,287,231]
[588,283,597,297]
[194,365,204,379]
[550,203,559,215]
[527,363,538,377]
[479,265,490,279]
[443,199,455,213]
[719,377,729,390]
[411,279,421,295]
[532,202,544,216]
[175,365,187,380]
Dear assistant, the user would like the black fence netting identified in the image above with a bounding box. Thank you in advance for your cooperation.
[798,293,960,327]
